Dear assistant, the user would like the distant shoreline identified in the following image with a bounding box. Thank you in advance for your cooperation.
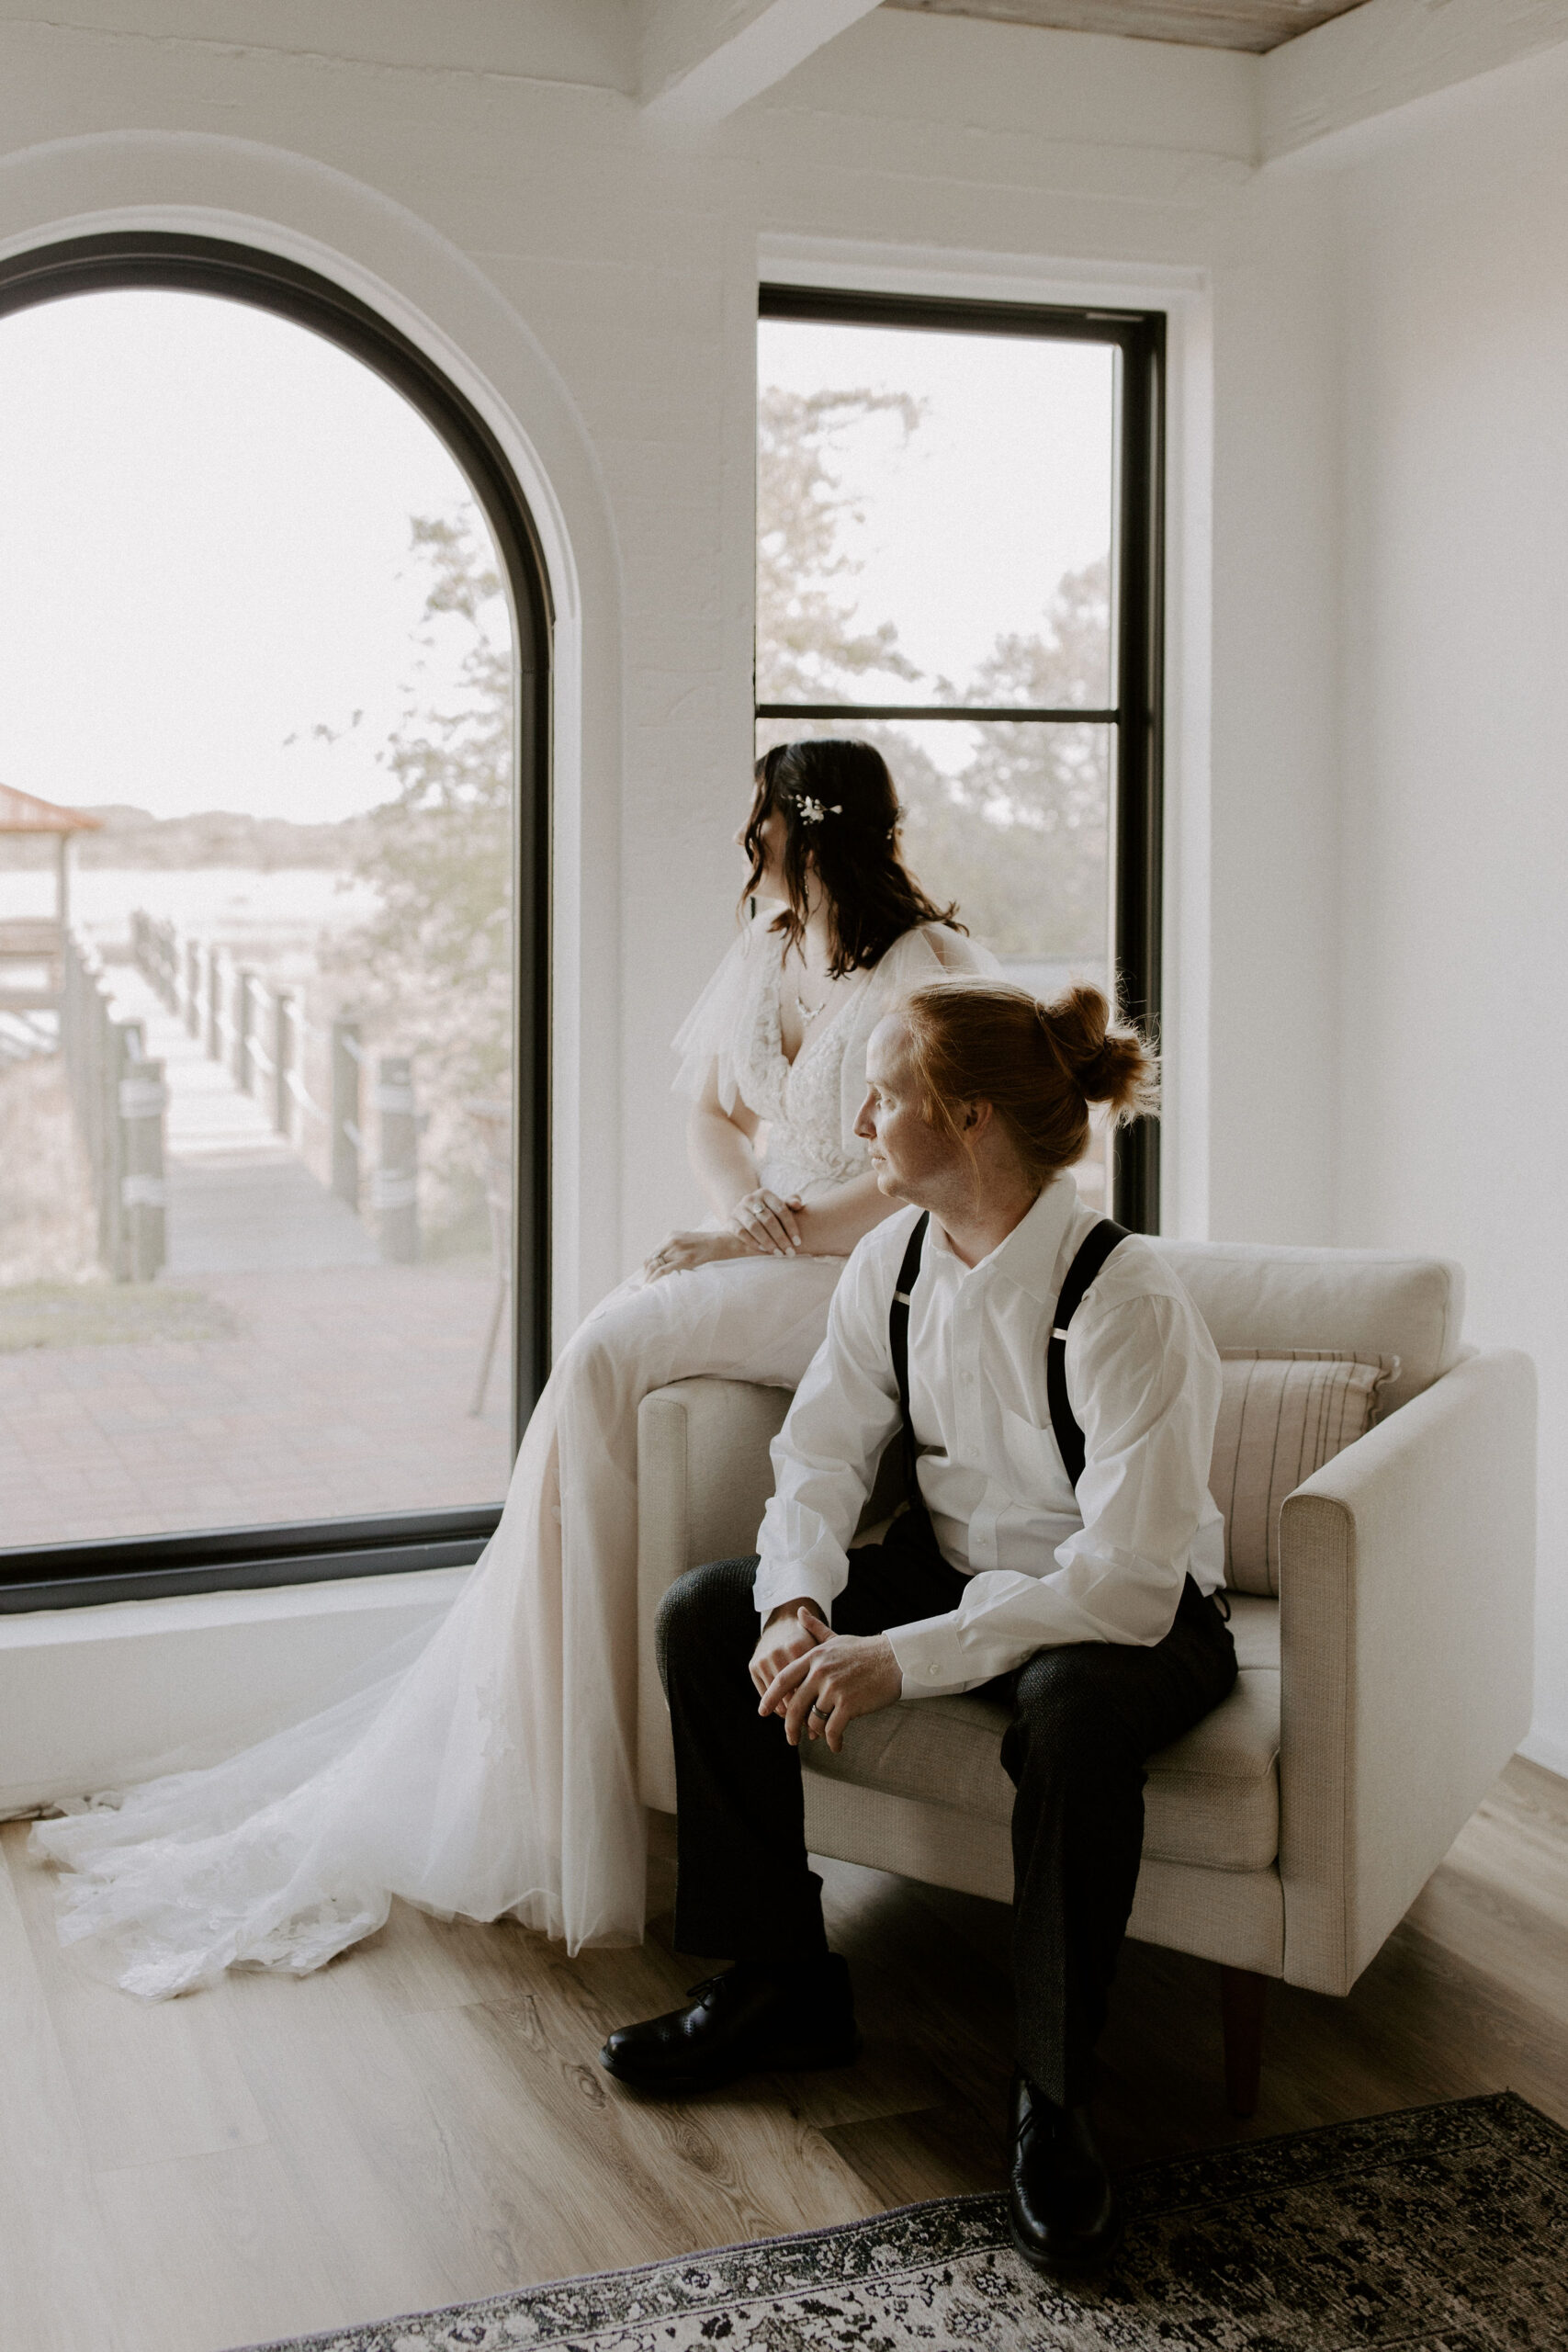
[0,804,381,873]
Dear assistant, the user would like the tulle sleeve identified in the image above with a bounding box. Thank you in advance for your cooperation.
[670,913,766,1114]
[918,922,1000,982]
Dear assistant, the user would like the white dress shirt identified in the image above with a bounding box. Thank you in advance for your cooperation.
[753,1177,1226,1699]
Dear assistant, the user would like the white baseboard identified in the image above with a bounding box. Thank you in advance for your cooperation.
[0,1566,468,1815]
[1518,1726,1568,1783]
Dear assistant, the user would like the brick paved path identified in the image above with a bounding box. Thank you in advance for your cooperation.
[0,1262,513,1549]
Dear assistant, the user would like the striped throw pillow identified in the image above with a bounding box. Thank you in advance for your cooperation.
[1212,1349,1399,1596]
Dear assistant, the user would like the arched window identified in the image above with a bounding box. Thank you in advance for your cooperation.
[0,234,550,1607]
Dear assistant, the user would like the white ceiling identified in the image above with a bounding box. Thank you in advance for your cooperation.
[881,0,1371,56]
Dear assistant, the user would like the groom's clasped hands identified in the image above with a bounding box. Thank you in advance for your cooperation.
[748,1601,901,1753]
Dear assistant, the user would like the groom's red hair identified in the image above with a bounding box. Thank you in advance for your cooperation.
[901,979,1158,1182]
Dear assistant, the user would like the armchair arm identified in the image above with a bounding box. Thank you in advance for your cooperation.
[636,1378,793,1811]
[1278,1346,1535,1996]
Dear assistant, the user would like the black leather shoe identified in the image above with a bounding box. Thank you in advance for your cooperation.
[1008,2070,1123,2273]
[599,1955,860,2094]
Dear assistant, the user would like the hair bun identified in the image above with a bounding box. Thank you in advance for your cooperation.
[1040,984,1159,1123]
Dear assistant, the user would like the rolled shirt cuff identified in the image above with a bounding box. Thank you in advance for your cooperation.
[752,1557,840,1625]
[884,1611,969,1699]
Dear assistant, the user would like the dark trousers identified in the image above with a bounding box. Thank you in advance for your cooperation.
[657,1510,1237,2107]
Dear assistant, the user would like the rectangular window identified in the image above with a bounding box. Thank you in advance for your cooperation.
[757,286,1163,1227]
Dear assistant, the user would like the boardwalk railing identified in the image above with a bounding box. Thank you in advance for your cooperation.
[61,932,167,1283]
[130,910,420,1262]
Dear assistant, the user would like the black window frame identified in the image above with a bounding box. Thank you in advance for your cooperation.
[0,232,552,1612]
[757,284,1165,1233]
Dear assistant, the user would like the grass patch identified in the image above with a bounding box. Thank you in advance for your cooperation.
[0,1283,237,1352]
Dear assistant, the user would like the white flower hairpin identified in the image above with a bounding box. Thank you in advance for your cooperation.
[794,795,842,824]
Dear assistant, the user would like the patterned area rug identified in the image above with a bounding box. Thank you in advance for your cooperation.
[235,2090,1565,2351]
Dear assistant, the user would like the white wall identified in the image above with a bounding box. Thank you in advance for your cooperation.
[1331,46,1568,1772]
[0,1567,465,1814]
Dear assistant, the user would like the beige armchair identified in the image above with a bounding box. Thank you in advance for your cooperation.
[636,1240,1535,2113]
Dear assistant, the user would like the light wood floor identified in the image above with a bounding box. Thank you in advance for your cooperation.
[3,1756,1564,2352]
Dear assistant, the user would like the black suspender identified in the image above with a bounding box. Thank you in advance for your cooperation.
[889,1212,931,1517]
[1044,1218,1129,1487]
[886,1211,1130,1501]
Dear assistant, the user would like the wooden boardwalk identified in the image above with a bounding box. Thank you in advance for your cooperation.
[106,964,379,1277]
[0,967,510,1549]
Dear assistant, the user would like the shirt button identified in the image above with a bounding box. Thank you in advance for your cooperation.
[925,1663,940,1679]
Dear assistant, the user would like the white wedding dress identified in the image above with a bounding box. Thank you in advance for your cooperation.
[32,914,989,1996]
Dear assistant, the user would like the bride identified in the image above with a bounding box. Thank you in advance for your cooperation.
[33,737,993,1995]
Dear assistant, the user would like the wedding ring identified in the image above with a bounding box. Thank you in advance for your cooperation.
[809,1704,829,1722]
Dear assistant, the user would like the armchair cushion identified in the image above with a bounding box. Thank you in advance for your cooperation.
[1156,1239,1463,1415]
[1213,1351,1398,1594]
[801,1594,1282,1876]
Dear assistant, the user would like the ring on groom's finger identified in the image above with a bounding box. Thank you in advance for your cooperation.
[809,1704,829,1722]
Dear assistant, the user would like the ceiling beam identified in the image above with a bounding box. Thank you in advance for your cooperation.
[638,0,886,127]
[1262,0,1568,162]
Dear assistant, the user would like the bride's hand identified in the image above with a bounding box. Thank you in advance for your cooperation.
[644,1228,761,1282]
[728,1187,806,1256]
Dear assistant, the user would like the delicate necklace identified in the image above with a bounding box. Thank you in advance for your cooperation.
[789,944,830,1026]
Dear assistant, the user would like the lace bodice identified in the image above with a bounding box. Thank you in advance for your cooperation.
[731,955,872,1195]
[670,911,997,1200]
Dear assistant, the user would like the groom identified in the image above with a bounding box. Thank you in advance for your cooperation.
[599,991,1235,2274]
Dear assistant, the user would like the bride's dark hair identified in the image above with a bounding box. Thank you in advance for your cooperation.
[740,739,963,978]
